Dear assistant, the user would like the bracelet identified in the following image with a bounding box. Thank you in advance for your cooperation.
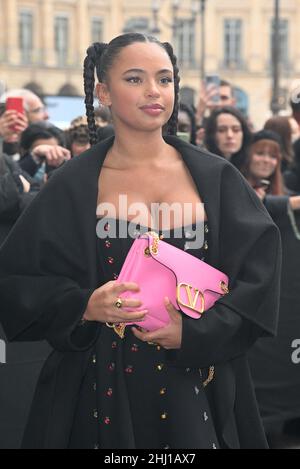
[200,366,215,387]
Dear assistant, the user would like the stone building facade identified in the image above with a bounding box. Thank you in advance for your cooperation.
[1,0,300,126]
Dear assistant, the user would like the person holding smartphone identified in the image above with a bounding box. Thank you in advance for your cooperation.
[0,105,28,144]
[195,78,236,126]
[0,89,49,157]
[242,130,300,446]
[0,89,49,125]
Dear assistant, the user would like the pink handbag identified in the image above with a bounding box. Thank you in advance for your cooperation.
[109,231,229,339]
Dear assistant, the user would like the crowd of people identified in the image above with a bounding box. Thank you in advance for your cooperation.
[0,72,300,448]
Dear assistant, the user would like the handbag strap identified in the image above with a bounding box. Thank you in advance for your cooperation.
[142,231,163,256]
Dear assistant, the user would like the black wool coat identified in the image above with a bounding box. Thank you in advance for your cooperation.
[0,136,282,449]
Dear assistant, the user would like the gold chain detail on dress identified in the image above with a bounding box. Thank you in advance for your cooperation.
[202,366,215,387]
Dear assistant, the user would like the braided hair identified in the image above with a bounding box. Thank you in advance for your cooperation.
[83,33,180,145]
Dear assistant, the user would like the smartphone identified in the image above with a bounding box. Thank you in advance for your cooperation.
[6,97,24,132]
[6,97,24,115]
[205,75,220,104]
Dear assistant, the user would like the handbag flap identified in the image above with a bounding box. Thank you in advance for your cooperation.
[145,233,229,317]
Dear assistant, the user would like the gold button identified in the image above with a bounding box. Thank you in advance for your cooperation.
[160,387,167,395]
[161,412,168,420]
[157,364,164,371]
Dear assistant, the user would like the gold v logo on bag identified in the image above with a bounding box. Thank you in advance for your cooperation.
[176,283,205,315]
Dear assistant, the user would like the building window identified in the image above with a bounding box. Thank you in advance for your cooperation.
[271,19,289,68]
[19,10,33,64]
[123,17,149,34]
[224,19,243,69]
[175,20,196,68]
[91,18,104,44]
[55,16,69,66]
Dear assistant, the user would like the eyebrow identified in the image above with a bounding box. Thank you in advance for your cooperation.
[122,68,173,75]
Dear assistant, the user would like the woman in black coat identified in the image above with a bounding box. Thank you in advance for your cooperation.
[0,34,281,449]
[242,131,300,442]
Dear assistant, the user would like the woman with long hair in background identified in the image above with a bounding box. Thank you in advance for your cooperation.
[242,130,300,447]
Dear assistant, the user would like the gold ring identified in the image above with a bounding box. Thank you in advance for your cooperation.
[115,298,123,309]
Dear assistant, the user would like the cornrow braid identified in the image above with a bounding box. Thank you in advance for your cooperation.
[162,42,180,136]
[83,43,107,145]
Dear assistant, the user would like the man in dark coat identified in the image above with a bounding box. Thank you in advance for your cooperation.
[0,136,281,449]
